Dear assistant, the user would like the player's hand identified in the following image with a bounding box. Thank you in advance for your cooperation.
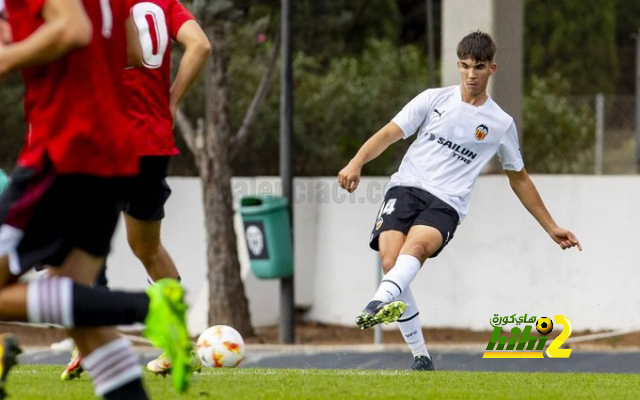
[549,226,582,251]
[0,19,11,45]
[338,161,362,193]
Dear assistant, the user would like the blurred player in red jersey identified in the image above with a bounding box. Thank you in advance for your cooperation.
[0,0,194,398]
[122,0,209,285]
[60,0,211,381]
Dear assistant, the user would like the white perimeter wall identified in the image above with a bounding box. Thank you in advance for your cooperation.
[105,176,638,335]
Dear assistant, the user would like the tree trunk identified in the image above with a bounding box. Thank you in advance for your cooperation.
[200,23,253,336]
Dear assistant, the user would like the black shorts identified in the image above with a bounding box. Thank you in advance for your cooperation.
[123,156,172,221]
[369,186,460,258]
[0,161,130,275]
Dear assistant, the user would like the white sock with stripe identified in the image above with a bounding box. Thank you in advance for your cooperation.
[396,286,430,358]
[26,277,74,327]
[82,338,143,398]
[371,254,421,303]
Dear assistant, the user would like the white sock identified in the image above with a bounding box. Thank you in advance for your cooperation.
[27,277,74,327]
[396,286,429,358]
[83,338,142,397]
[371,254,421,303]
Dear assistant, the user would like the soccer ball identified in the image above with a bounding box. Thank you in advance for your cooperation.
[536,317,554,335]
[196,325,245,368]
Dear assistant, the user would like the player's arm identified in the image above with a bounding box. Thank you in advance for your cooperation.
[0,0,91,78]
[0,13,12,45]
[169,20,211,119]
[505,168,582,251]
[338,122,404,193]
[126,16,143,67]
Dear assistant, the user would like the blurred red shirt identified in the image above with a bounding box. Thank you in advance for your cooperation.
[6,0,138,177]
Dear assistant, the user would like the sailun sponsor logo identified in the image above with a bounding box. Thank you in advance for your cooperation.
[436,137,478,165]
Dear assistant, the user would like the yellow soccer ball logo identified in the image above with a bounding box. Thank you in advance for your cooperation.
[536,317,554,335]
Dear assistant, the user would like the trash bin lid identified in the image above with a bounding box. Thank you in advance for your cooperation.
[239,195,289,215]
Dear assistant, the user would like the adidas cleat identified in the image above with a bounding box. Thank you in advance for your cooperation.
[0,334,22,400]
[61,347,84,381]
[355,300,406,330]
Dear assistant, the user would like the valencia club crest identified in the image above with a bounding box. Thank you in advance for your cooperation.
[475,124,489,142]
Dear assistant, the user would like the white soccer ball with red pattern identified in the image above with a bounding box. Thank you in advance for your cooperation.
[196,325,245,368]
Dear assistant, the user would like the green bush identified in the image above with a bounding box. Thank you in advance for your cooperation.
[523,73,595,173]
[230,39,434,176]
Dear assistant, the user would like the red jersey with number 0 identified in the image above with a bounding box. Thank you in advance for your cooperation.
[6,0,138,176]
[124,0,194,156]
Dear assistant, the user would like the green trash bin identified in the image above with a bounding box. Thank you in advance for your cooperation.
[238,195,293,279]
[0,169,9,196]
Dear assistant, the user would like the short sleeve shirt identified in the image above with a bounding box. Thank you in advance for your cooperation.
[388,85,524,221]
[123,0,195,156]
[7,0,138,177]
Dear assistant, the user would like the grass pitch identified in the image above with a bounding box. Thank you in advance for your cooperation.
[5,366,640,399]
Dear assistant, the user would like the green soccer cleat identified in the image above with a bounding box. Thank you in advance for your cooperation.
[355,300,407,330]
[60,347,84,381]
[143,279,193,393]
[0,334,22,400]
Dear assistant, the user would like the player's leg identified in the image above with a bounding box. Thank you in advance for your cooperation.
[125,215,202,376]
[124,156,178,282]
[0,170,151,400]
[10,257,192,394]
[378,232,435,370]
[356,230,408,329]
[387,196,458,369]
[370,225,441,306]
[356,187,421,329]
[0,257,22,400]
[66,174,191,394]
[125,215,178,281]
[60,259,109,381]
[371,191,458,306]
[122,156,199,375]
[0,172,191,395]
[48,249,125,386]
[397,287,435,371]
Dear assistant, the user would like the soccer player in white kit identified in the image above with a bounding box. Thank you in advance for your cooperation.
[338,31,582,371]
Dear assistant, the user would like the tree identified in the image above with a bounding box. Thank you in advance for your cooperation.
[525,0,618,94]
[523,73,595,173]
[0,73,25,171]
[231,39,430,176]
[613,0,640,94]
[176,0,280,336]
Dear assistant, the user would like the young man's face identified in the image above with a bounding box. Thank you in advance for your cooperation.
[457,58,497,97]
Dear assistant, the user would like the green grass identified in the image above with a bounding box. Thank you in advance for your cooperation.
[5,366,640,399]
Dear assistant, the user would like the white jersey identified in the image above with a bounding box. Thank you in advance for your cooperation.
[388,85,524,222]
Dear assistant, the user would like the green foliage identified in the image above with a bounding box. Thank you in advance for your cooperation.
[525,0,618,94]
[523,73,595,173]
[613,0,640,93]
[229,39,432,176]
[293,0,401,57]
[0,73,25,171]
